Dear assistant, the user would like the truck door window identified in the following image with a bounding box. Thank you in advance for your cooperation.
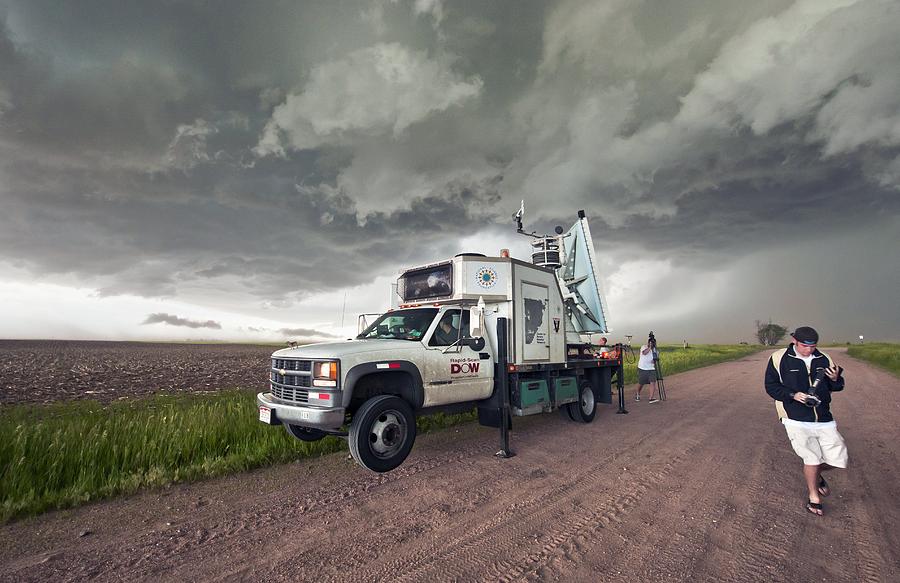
[429,310,470,347]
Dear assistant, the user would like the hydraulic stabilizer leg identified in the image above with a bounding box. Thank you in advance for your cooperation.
[615,351,628,414]
[495,317,515,458]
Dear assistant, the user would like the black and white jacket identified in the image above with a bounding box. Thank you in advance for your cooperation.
[764,344,844,423]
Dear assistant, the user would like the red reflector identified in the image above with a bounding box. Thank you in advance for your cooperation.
[318,393,331,400]
[388,362,401,369]
[507,364,517,372]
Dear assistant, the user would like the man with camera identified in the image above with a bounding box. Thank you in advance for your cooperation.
[635,332,660,403]
[765,326,847,516]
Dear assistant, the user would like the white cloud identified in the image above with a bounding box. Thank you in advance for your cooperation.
[505,0,900,221]
[165,119,215,170]
[676,0,900,145]
[414,0,445,28]
[877,155,900,190]
[256,42,483,155]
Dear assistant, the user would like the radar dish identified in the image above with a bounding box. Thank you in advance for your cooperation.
[560,215,609,333]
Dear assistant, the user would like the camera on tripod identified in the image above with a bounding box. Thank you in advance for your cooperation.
[648,331,657,349]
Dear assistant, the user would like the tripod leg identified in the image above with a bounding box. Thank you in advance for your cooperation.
[655,361,666,401]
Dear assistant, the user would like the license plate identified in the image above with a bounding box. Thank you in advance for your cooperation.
[259,406,272,424]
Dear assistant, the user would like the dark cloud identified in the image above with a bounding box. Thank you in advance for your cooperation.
[142,313,222,329]
[0,0,898,341]
[279,327,339,338]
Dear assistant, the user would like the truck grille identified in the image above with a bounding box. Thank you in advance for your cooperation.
[273,358,312,371]
[271,385,309,403]
[270,358,313,404]
[271,372,311,387]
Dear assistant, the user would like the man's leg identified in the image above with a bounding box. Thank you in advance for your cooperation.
[648,380,659,401]
[635,383,644,400]
[804,464,823,514]
[817,463,837,495]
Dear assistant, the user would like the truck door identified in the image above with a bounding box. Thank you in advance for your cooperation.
[423,309,494,407]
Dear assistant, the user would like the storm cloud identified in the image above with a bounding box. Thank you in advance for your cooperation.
[278,327,340,339]
[142,313,222,330]
[0,0,897,341]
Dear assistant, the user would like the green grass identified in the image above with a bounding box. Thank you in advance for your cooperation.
[847,343,900,377]
[1,344,760,522]
[0,390,477,523]
[619,344,763,384]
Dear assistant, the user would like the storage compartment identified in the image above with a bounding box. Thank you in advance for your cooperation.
[514,379,550,415]
[553,376,578,405]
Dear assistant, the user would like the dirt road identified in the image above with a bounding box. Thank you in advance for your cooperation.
[1,350,898,582]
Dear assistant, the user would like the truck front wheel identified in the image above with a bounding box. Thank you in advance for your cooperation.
[567,381,597,423]
[348,395,417,472]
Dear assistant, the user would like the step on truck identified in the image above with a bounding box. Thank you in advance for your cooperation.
[257,208,624,472]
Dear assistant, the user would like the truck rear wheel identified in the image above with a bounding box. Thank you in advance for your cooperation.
[567,381,596,423]
[284,423,326,442]
[348,395,416,472]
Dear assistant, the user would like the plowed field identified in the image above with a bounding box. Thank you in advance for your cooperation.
[0,340,273,405]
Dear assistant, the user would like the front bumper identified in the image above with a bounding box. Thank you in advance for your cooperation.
[256,392,346,431]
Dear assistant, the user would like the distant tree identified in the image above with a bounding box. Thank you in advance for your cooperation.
[755,320,788,346]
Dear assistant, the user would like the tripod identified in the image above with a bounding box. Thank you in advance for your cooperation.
[652,347,667,401]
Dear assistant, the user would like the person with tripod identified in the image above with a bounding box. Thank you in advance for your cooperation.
[635,333,660,403]
[765,326,846,517]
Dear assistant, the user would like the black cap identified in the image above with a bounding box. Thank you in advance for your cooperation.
[791,326,819,345]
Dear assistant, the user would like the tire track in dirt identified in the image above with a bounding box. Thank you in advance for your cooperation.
[35,435,503,582]
[268,419,674,582]
[525,386,782,583]
[831,353,900,583]
[691,423,804,583]
[359,399,723,583]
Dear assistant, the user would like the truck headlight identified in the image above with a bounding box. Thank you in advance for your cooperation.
[313,361,338,388]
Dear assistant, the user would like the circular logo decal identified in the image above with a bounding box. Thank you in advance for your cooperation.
[475,267,498,289]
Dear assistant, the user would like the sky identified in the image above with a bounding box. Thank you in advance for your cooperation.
[0,0,897,344]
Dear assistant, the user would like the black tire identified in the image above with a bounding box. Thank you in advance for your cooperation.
[348,395,417,473]
[568,381,597,423]
[284,423,326,442]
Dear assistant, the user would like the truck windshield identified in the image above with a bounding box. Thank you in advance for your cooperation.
[355,308,439,341]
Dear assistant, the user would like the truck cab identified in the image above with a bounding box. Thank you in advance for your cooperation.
[257,302,495,472]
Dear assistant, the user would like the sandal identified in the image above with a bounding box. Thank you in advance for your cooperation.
[817,476,830,497]
[806,500,824,516]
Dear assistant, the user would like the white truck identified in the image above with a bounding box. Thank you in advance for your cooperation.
[257,210,623,472]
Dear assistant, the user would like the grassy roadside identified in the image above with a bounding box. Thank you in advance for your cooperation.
[619,344,762,384]
[847,343,900,377]
[1,344,761,522]
[0,391,473,523]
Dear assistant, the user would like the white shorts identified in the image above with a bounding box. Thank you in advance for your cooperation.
[783,422,849,467]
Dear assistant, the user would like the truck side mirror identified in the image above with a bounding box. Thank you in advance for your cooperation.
[462,336,486,351]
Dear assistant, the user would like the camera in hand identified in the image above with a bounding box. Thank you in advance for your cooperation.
[803,369,826,408]
[803,394,821,407]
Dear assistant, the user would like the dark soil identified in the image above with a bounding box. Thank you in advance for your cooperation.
[0,340,276,405]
